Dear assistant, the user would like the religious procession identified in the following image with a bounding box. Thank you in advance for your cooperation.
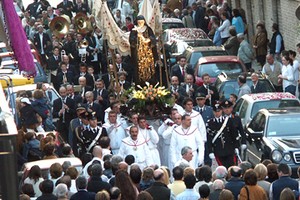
[1,0,300,199]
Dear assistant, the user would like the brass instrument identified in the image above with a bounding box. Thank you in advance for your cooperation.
[74,12,93,34]
[78,39,89,63]
[61,49,66,60]
[49,15,71,38]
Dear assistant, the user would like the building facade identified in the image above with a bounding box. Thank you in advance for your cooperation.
[229,0,300,51]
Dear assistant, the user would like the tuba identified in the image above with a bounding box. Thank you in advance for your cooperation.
[74,12,93,34]
[49,15,71,38]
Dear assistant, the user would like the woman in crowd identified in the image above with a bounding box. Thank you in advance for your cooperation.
[253,22,268,67]
[239,169,267,200]
[253,163,271,198]
[115,170,138,199]
[218,11,231,44]
[278,55,295,95]
[24,165,44,197]
[231,8,245,34]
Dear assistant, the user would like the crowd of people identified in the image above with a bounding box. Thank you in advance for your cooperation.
[13,0,300,199]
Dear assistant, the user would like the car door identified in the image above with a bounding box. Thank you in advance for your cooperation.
[245,112,266,165]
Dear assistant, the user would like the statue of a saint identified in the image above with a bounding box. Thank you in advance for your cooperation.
[129,15,159,86]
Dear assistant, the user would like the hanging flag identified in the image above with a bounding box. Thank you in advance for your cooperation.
[138,0,153,24]
[148,0,162,36]
[1,0,36,76]
[97,0,130,56]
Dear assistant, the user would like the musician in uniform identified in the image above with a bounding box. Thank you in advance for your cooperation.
[206,103,239,169]
[196,73,219,106]
[221,100,247,160]
[169,114,205,169]
[81,112,108,153]
[102,111,127,155]
[118,126,154,170]
[74,110,90,157]
[53,86,76,142]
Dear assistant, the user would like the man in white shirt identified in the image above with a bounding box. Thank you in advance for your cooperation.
[175,146,194,167]
[102,111,127,154]
[138,116,161,166]
[119,126,154,170]
[169,114,205,169]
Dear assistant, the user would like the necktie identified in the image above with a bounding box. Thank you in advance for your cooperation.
[182,67,185,77]
[93,128,96,134]
[200,108,203,114]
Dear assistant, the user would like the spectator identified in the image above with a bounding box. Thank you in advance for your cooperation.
[225,166,245,200]
[54,183,69,200]
[218,11,231,44]
[36,180,57,200]
[130,164,142,192]
[269,164,298,200]
[140,167,155,191]
[21,183,35,198]
[239,169,267,200]
[237,74,251,99]
[237,33,254,71]
[219,189,234,200]
[95,190,110,200]
[231,9,245,34]
[266,163,279,183]
[87,164,111,193]
[224,26,239,56]
[182,9,195,28]
[211,17,222,46]
[278,54,295,95]
[262,54,283,92]
[49,163,63,187]
[194,166,212,193]
[115,170,138,200]
[168,166,186,196]
[65,166,79,193]
[254,163,271,198]
[24,165,44,197]
[269,23,284,60]
[253,22,268,67]
[176,174,200,200]
[71,176,95,200]
[199,184,210,200]
[280,188,296,200]
[137,191,153,200]
[22,132,42,161]
[250,72,265,93]
[110,187,121,200]
[209,179,224,200]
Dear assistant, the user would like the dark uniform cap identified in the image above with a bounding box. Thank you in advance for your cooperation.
[196,93,206,100]
[79,111,89,119]
[76,103,86,111]
[213,103,222,112]
[88,111,97,120]
[221,100,233,108]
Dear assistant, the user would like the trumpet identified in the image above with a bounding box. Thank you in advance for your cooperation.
[78,39,89,63]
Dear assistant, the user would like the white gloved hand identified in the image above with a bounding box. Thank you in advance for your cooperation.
[209,153,215,159]
[241,144,247,150]
[164,118,172,124]
[235,148,239,155]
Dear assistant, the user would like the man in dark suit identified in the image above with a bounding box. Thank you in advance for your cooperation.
[46,46,61,88]
[62,34,77,65]
[66,84,82,105]
[118,71,131,91]
[33,25,52,66]
[170,76,187,105]
[84,91,104,123]
[56,62,74,89]
[171,56,194,84]
[61,55,77,75]
[181,74,198,101]
[251,72,265,93]
[116,54,133,83]
[77,76,93,103]
[192,2,207,32]
[196,73,219,106]
[57,0,74,20]
[74,63,94,89]
[53,86,76,143]
[73,0,89,15]
[94,79,109,110]
[70,176,96,200]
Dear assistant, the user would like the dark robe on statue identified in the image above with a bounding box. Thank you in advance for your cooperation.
[129,16,159,86]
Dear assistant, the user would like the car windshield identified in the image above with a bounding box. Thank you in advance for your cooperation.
[267,115,300,137]
[190,51,227,67]
[162,23,184,30]
[220,79,275,100]
[251,100,300,118]
[198,62,243,77]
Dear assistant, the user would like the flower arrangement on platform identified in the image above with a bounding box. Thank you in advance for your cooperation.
[121,82,175,118]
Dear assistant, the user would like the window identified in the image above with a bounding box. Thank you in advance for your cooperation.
[239,101,249,118]
[248,112,265,132]
[267,115,300,137]
[198,62,243,77]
